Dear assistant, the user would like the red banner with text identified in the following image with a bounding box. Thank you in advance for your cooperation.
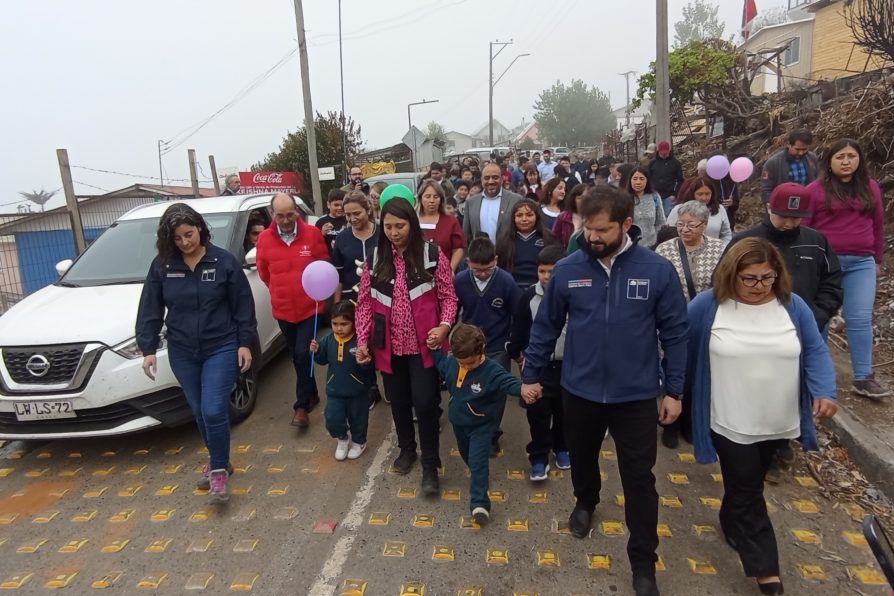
[238,171,305,195]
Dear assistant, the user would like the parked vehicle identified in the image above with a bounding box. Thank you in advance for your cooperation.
[364,172,424,193]
[547,146,570,158]
[462,147,511,163]
[0,194,312,440]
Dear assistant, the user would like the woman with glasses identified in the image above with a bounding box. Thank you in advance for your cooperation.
[805,139,889,400]
[666,176,732,242]
[686,238,837,595]
[137,203,258,504]
[417,180,466,272]
[655,200,727,449]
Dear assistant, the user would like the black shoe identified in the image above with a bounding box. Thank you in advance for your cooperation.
[568,506,592,538]
[632,575,660,596]
[661,427,679,449]
[764,459,782,485]
[489,440,501,458]
[392,450,417,475]
[420,467,440,496]
[757,580,784,595]
[367,386,382,411]
[776,442,795,468]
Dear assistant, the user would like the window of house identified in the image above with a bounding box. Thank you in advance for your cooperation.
[784,37,800,65]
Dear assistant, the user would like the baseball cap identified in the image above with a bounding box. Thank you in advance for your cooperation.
[769,182,811,218]
[657,141,670,152]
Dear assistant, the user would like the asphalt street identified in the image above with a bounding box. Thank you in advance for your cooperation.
[0,352,890,595]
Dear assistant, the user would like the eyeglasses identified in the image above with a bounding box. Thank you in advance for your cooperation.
[470,264,497,275]
[274,212,297,222]
[737,274,778,288]
[675,222,704,231]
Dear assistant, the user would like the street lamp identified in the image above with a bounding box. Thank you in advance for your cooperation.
[408,99,439,171]
[338,0,348,185]
[488,39,530,146]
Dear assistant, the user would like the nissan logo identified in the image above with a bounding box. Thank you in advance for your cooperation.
[25,354,51,378]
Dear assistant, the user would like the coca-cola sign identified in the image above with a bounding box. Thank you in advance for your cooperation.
[238,171,304,195]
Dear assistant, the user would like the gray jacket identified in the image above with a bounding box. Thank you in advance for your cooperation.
[462,189,523,241]
[760,148,819,203]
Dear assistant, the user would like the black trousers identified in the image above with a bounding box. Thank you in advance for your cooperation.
[382,354,442,470]
[488,350,510,446]
[563,391,659,575]
[712,431,787,577]
[526,361,566,464]
[278,317,319,411]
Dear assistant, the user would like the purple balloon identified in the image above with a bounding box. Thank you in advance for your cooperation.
[301,260,339,302]
[729,157,754,183]
[705,155,730,180]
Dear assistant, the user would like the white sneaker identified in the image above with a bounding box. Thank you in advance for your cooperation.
[347,442,367,459]
[335,439,351,461]
[472,507,490,525]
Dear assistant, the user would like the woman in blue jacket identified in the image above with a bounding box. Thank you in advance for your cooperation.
[686,237,837,595]
[136,204,257,504]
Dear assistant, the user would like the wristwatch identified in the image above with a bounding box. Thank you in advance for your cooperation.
[665,393,682,401]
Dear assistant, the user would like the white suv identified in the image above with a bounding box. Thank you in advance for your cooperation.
[0,194,311,440]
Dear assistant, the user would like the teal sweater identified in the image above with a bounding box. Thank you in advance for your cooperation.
[432,348,522,426]
[314,333,372,399]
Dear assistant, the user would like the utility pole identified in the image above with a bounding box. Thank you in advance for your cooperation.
[292,0,323,216]
[208,155,221,195]
[408,99,439,171]
[655,0,671,143]
[338,0,349,185]
[488,40,513,146]
[187,149,200,198]
[56,148,87,254]
[619,70,636,127]
[157,139,166,188]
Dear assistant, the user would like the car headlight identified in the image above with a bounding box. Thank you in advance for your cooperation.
[112,334,167,359]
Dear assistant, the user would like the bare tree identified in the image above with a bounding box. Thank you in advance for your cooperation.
[748,8,789,37]
[18,189,56,212]
[845,0,894,66]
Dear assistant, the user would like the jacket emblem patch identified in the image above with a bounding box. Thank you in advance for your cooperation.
[470,382,482,394]
[626,279,650,300]
[491,298,504,308]
[568,278,592,288]
[200,269,216,282]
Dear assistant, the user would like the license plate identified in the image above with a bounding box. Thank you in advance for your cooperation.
[14,401,75,421]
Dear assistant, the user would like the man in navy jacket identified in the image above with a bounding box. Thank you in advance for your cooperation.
[522,186,688,596]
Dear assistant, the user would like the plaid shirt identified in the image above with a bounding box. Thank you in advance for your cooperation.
[788,157,808,186]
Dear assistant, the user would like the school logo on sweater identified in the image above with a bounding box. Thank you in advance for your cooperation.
[627,279,650,300]
[568,278,592,289]
[491,298,504,308]
[471,382,482,394]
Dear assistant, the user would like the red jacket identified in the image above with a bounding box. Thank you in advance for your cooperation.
[257,221,330,323]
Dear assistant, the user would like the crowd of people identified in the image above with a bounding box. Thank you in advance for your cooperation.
[134,130,888,596]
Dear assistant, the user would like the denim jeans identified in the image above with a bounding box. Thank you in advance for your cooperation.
[838,255,876,379]
[168,341,238,470]
[661,195,675,217]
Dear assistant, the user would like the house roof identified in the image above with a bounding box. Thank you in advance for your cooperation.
[513,121,539,144]
[805,0,840,12]
[471,119,509,138]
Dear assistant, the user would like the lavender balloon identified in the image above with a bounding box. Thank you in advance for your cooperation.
[706,155,731,180]
[302,260,339,302]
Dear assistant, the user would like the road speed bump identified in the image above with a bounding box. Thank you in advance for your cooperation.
[842,531,868,546]
[399,582,425,596]
[847,566,887,585]
[791,500,820,513]
[459,516,480,530]
[537,550,560,567]
[699,497,722,510]
[587,553,611,569]
[487,490,505,503]
[233,539,259,553]
[136,573,168,589]
[657,524,673,537]
[17,538,48,553]
[677,452,696,463]
[660,496,682,508]
[667,473,689,485]
[101,539,130,553]
[46,571,79,589]
[797,564,827,581]
[687,559,717,574]
[144,539,172,553]
[59,539,89,553]
[230,573,259,591]
[340,579,368,596]
[91,571,122,589]
[601,521,626,536]
[0,572,33,589]
[382,542,406,557]
[368,512,390,526]
[441,489,461,501]
[71,510,97,523]
[412,515,434,528]
[507,518,529,531]
[109,510,135,523]
[432,546,455,561]
[186,539,214,553]
[486,548,509,565]
[155,485,179,496]
[150,510,175,522]
[183,572,213,590]
[32,511,59,524]
[791,529,822,544]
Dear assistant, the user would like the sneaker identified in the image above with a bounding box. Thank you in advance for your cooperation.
[197,462,234,489]
[335,438,351,461]
[392,449,417,475]
[530,462,550,481]
[412,407,418,423]
[347,442,367,459]
[853,375,891,400]
[554,451,571,470]
[421,467,440,495]
[472,506,490,525]
[208,469,229,503]
[368,386,382,411]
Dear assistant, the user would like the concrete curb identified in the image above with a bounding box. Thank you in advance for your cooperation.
[825,404,894,501]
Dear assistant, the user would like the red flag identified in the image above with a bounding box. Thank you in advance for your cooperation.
[742,0,758,40]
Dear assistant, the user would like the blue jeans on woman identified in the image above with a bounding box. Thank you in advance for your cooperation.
[839,255,876,380]
[168,341,238,470]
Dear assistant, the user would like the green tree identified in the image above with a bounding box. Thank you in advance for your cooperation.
[255,111,363,210]
[673,0,726,48]
[533,79,615,146]
[425,121,447,142]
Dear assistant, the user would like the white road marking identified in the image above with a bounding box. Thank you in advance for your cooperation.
[305,430,395,595]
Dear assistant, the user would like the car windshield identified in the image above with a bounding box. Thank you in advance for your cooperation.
[59,213,237,286]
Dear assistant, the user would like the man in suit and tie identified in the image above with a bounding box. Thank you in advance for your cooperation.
[462,163,523,243]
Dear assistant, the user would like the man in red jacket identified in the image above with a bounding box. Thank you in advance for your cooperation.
[257,193,331,428]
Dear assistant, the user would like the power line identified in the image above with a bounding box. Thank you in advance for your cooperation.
[71,165,210,183]
[72,180,111,192]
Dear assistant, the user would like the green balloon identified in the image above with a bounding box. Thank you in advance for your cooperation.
[378,184,416,209]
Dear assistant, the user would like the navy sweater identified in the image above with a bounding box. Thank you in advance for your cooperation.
[454,268,523,355]
[313,333,373,399]
[432,349,522,426]
[511,232,550,289]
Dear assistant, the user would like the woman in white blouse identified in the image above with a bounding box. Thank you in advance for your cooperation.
[666,176,732,242]
[686,237,837,595]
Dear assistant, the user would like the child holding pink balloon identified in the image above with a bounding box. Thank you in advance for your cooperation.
[310,300,372,461]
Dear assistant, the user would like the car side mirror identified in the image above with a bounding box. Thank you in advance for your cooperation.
[55,259,73,276]
[244,248,257,268]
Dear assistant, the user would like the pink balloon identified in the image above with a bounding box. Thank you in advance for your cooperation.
[729,157,754,183]
[301,260,339,302]
[705,155,730,180]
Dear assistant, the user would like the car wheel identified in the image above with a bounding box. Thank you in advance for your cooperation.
[230,345,260,424]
